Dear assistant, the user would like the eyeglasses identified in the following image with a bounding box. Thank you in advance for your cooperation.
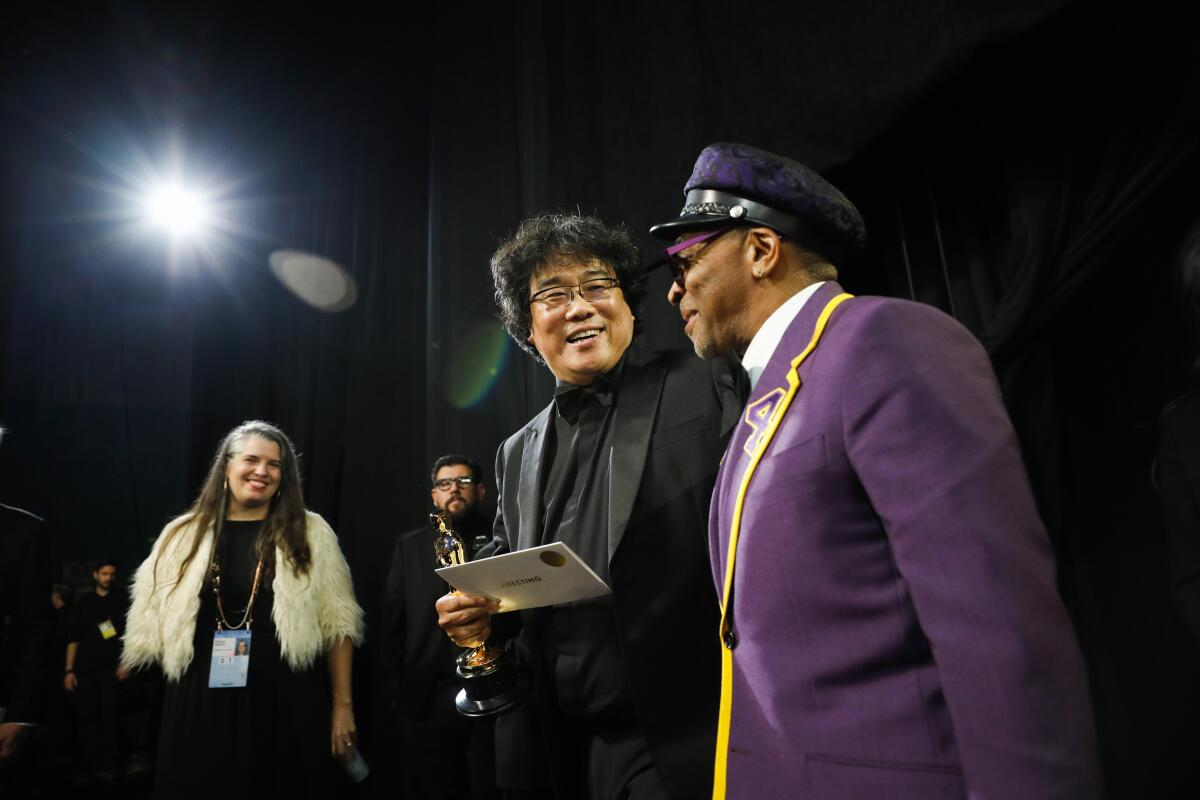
[529,277,621,310]
[664,227,736,288]
[433,476,476,490]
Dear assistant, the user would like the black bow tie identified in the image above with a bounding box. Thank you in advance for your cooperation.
[714,356,751,436]
[713,355,750,402]
[554,379,615,424]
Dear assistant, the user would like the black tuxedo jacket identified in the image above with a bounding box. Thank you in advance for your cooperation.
[0,503,53,724]
[1160,393,1200,639]
[483,346,741,798]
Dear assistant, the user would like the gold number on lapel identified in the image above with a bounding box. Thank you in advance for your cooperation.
[741,388,786,457]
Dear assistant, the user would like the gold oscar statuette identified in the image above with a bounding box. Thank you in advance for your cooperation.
[432,510,528,716]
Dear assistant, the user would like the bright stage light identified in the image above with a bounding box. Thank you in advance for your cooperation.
[145,185,208,235]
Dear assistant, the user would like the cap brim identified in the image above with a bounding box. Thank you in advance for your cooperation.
[648,213,733,240]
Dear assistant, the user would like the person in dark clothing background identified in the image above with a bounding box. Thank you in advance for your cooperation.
[51,585,76,646]
[64,558,130,781]
[380,454,497,800]
[0,425,55,794]
[46,584,79,779]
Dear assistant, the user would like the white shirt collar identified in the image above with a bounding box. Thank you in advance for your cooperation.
[740,282,826,391]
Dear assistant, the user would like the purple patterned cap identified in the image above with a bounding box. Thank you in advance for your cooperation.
[649,142,865,263]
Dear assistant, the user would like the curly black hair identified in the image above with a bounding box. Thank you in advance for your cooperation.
[490,213,647,362]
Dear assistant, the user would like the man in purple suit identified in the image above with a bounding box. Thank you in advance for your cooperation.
[649,143,1102,800]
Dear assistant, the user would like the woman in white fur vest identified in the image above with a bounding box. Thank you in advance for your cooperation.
[122,420,364,799]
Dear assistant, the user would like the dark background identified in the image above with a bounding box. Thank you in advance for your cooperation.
[3,1,1199,796]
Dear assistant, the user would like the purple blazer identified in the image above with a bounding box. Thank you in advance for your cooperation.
[710,282,1101,799]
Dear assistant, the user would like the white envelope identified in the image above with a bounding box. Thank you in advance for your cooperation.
[434,542,611,612]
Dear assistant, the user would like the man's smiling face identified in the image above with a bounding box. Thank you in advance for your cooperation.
[526,256,634,385]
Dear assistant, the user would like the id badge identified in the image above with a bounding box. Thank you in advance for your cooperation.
[208,630,252,688]
[98,619,118,640]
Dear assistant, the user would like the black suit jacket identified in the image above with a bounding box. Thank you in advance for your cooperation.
[1159,393,1200,639]
[379,511,497,800]
[0,503,53,724]
[484,346,740,799]
[380,512,491,720]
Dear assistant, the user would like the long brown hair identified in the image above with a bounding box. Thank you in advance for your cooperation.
[154,420,312,593]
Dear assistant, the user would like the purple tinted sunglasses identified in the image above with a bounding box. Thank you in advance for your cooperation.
[661,226,736,286]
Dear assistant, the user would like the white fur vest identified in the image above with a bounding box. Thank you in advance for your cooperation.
[122,510,364,681]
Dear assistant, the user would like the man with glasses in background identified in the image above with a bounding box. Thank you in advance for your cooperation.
[437,214,741,799]
[381,455,497,800]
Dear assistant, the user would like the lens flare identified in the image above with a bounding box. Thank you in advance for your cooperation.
[446,321,511,409]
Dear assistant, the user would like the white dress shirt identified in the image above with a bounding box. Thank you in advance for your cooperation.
[740,282,826,391]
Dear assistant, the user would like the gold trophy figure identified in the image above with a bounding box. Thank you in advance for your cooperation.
[432,511,527,716]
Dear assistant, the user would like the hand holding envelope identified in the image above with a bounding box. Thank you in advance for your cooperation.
[430,510,533,716]
[434,542,612,613]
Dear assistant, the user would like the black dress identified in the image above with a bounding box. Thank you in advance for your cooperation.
[154,520,335,799]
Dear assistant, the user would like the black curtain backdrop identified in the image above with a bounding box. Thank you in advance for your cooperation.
[3,1,1199,796]
[1,4,436,752]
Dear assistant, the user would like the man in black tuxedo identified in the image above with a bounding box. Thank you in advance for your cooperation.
[0,500,54,774]
[438,214,740,799]
[381,454,496,800]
